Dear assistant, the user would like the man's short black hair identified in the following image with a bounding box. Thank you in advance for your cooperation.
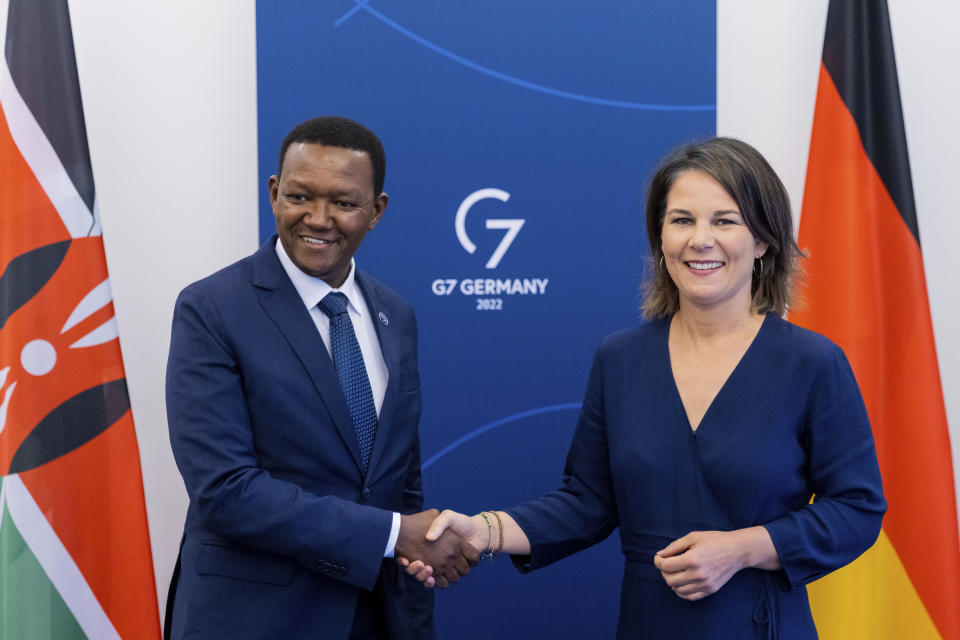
[277,116,386,195]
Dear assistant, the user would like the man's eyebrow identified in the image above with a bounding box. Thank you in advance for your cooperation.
[281,180,367,200]
[281,178,311,190]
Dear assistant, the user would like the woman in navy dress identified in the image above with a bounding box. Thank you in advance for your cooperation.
[406,138,885,638]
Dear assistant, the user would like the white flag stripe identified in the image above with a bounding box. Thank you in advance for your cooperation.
[69,317,119,349]
[0,0,7,60]
[5,475,121,639]
[0,380,17,437]
[0,54,96,239]
[89,196,102,236]
[0,477,7,537]
[62,278,113,334]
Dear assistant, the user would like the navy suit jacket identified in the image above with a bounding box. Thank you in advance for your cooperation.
[165,238,432,639]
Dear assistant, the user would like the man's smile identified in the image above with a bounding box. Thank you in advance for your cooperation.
[301,235,335,246]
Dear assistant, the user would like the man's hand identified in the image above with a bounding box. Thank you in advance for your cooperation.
[394,509,479,588]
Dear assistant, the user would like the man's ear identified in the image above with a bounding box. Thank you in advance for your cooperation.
[268,175,280,213]
[369,192,388,229]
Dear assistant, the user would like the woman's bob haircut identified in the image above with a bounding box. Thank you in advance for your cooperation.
[641,137,803,319]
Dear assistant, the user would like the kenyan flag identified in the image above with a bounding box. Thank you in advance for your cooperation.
[0,1,161,637]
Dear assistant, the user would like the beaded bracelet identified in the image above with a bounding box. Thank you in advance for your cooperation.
[479,512,495,559]
[491,510,505,555]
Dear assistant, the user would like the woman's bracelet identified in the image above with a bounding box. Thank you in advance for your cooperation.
[479,512,495,559]
[491,510,505,555]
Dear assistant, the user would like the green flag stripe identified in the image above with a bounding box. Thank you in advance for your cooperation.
[2,475,120,638]
[1,496,86,639]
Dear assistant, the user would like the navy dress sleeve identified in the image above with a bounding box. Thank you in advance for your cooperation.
[506,346,620,571]
[763,341,886,588]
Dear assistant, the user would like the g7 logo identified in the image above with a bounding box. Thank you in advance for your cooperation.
[455,188,525,269]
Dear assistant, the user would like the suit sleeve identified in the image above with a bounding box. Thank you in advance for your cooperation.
[506,348,619,572]
[401,310,425,516]
[391,309,435,639]
[166,281,393,591]
[763,344,886,588]
[397,431,436,640]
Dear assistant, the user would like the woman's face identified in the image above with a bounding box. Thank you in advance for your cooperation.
[660,169,767,313]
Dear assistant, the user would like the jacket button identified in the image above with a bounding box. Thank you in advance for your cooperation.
[362,488,371,498]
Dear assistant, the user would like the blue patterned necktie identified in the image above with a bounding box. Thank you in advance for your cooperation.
[318,292,377,472]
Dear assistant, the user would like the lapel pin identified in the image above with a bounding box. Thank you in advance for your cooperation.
[378,311,389,326]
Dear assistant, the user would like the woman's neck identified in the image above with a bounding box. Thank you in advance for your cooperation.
[672,298,764,344]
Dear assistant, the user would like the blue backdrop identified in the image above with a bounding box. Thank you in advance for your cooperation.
[257,2,714,636]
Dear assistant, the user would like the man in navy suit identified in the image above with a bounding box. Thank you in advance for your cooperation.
[165,116,476,639]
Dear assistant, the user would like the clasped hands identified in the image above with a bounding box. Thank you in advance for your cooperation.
[653,527,781,601]
[393,509,480,588]
[396,509,512,588]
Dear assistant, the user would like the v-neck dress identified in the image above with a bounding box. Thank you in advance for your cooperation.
[507,314,885,639]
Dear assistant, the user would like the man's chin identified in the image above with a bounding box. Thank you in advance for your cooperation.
[296,261,348,287]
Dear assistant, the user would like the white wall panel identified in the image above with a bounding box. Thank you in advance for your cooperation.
[69,0,258,619]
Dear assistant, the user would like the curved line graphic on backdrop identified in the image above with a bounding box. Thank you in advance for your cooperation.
[422,402,582,471]
[335,3,715,112]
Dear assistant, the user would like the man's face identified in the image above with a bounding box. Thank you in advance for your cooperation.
[269,143,387,287]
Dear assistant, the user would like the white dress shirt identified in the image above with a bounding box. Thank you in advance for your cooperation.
[275,240,401,557]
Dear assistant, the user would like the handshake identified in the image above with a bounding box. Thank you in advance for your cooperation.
[394,508,500,588]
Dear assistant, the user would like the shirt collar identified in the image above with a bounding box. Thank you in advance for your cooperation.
[274,238,365,316]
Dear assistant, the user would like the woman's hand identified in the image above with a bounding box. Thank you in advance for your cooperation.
[653,527,780,601]
[426,510,492,551]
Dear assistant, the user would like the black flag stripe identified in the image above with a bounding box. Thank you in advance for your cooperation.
[4,0,96,218]
[821,0,919,244]
[8,379,131,474]
[0,240,70,330]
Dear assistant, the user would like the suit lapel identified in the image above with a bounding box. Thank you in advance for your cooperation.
[251,240,365,474]
[356,273,399,478]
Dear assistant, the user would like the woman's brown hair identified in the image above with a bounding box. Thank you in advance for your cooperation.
[641,137,803,319]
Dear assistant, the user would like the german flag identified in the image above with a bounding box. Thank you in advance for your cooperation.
[791,1,960,637]
[0,0,161,637]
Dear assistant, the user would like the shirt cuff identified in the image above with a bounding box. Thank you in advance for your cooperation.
[384,512,401,557]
